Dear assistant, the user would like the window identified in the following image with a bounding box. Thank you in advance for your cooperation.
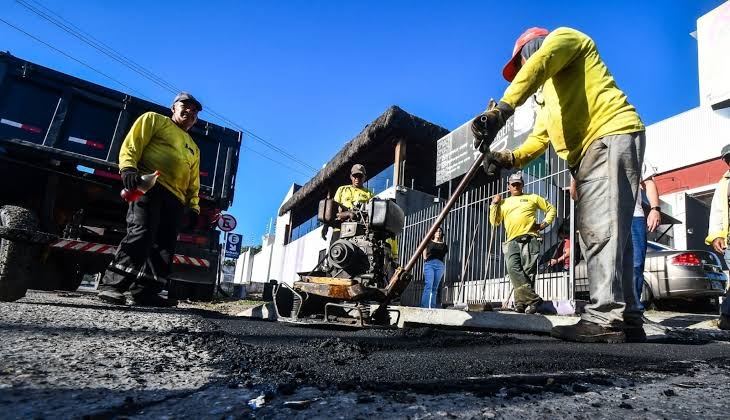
[290,213,322,242]
[367,164,394,195]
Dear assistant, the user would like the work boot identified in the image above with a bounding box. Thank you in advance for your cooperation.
[623,326,647,343]
[524,299,544,315]
[551,320,626,343]
[98,289,126,305]
[514,304,526,313]
[131,292,178,307]
[719,314,730,330]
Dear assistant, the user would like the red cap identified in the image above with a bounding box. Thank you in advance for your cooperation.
[502,27,549,82]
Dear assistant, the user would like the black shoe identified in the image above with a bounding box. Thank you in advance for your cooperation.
[551,320,626,343]
[719,314,730,330]
[132,293,178,307]
[623,326,647,343]
[524,299,544,315]
[98,289,126,305]
[514,305,526,313]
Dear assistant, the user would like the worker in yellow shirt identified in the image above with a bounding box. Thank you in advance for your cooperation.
[489,172,555,314]
[98,92,202,307]
[325,163,399,263]
[471,27,645,343]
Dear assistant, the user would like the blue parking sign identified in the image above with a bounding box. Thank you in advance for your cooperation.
[225,233,242,259]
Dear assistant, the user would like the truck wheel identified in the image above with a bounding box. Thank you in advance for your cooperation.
[0,206,39,301]
[59,262,84,291]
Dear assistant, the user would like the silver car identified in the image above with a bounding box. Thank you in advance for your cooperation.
[573,241,727,310]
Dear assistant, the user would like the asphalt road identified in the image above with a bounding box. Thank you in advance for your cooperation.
[2,290,730,419]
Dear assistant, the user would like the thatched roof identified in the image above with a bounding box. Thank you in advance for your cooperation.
[278,105,448,216]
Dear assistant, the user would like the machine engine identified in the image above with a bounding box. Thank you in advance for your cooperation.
[272,197,405,324]
[319,197,404,288]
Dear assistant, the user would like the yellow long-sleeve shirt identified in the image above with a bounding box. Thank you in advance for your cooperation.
[705,172,730,245]
[499,27,645,169]
[489,194,556,241]
[332,184,398,260]
[118,112,201,212]
[333,185,374,209]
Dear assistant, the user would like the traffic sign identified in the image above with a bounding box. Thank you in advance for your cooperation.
[217,213,237,232]
[225,233,242,259]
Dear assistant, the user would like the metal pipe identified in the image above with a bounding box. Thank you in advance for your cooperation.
[373,150,488,319]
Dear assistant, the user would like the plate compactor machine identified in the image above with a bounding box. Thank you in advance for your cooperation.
[273,197,406,327]
[273,108,498,328]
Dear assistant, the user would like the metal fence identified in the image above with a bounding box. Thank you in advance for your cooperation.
[397,150,578,307]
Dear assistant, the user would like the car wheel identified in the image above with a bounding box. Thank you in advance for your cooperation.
[640,281,656,311]
[697,297,720,314]
[0,206,39,301]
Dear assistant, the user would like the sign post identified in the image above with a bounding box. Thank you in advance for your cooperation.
[225,233,242,259]
[215,213,238,297]
[217,214,237,232]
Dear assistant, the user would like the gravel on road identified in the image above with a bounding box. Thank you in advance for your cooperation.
[2,290,730,419]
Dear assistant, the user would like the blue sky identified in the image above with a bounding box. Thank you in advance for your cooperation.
[1,0,725,245]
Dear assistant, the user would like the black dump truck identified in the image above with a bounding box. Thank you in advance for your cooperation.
[0,52,241,302]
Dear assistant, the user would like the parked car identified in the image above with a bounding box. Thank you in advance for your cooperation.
[567,241,728,310]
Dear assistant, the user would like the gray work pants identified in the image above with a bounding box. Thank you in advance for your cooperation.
[502,235,542,307]
[572,132,645,327]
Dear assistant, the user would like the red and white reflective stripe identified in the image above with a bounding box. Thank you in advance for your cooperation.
[68,136,105,150]
[1,118,42,134]
[49,239,210,267]
[173,255,211,268]
[51,239,115,255]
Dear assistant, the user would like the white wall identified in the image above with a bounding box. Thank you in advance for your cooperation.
[277,227,329,286]
[234,249,254,284]
[250,233,275,283]
[645,106,730,175]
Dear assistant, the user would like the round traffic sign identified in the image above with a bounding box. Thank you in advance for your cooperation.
[217,214,237,232]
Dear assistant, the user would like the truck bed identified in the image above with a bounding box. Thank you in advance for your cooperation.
[0,52,241,210]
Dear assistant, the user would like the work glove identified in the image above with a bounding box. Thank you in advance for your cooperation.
[482,156,501,182]
[120,168,140,191]
[490,150,515,169]
[482,150,515,182]
[471,101,514,153]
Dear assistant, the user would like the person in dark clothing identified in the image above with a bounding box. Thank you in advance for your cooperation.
[548,226,571,272]
[421,227,448,308]
[97,92,202,307]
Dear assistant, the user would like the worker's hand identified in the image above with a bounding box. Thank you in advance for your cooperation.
[548,258,558,266]
[336,211,354,221]
[121,168,140,191]
[471,101,514,152]
[712,237,727,254]
[491,194,502,205]
[482,154,501,182]
[647,208,661,232]
[532,222,546,232]
[490,150,515,170]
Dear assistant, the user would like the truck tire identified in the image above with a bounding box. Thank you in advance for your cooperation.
[59,262,84,291]
[34,255,84,292]
[0,206,39,301]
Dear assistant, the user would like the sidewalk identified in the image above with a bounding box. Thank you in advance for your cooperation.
[237,302,730,342]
